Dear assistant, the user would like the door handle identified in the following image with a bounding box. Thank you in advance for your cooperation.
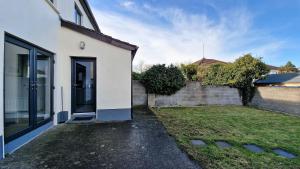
[30,82,37,90]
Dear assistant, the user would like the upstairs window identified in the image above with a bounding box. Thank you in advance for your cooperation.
[74,4,82,25]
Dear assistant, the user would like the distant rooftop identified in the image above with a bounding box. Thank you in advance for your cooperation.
[193,58,227,66]
[255,73,300,84]
[193,58,279,71]
[266,64,280,70]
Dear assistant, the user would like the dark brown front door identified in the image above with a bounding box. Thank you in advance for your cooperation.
[71,58,96,113]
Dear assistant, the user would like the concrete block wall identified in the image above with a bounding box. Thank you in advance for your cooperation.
[133,81,242,107]
[250,87,300,115]
[132,80,147,106]
[150,82,242,107]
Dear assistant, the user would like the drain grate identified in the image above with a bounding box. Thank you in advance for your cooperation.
[73,116,94,121]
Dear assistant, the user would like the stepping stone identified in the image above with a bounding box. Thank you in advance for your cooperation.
[243,144,264,153]
[216,141,232,149]
[273,148,296,159]
[191,140,206,147]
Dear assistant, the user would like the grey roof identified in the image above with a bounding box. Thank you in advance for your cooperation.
[255,73,300,84]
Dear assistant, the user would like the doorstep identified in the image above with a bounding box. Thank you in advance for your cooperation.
[67,112,96,124]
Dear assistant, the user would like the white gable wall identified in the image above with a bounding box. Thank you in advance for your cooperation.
[57,0,94,30]
[55,27,132,124]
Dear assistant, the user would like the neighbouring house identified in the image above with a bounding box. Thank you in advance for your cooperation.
[0,0,138,159]
[254,73,300,87]
[193,58,280,75]
[193,57,227,66]
[266,65,280,74]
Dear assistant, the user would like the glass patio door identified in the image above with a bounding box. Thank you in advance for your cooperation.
[36,52,52,124]
[4,41,31,141]
[4,35,53,143]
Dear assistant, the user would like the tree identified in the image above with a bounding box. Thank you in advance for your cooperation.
[132,72,142,80]
[202,64,230,85]
[141,64,185,95]
[279,61,298,73]
[230,54,269,105]
[229,54,269,87]
[180,64,198,81]
[202,54,269,105]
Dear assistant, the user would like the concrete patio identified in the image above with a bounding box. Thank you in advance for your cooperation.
[0,108,200,169]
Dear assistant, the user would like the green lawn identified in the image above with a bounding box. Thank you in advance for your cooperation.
[153,106,300,169]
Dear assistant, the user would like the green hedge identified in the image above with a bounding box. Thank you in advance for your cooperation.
[141,64,185,95]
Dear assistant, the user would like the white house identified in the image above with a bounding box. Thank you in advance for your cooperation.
[0,0,138,159]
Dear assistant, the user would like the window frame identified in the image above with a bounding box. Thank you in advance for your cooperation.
[74,3,82,26]
[3,33,54,143]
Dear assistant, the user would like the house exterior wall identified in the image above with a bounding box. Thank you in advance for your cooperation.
[269,69,279,74]
[0,0,60,159]
[56,27,132,123]
[57,0,94,30]
[0,0,134,158]
[256,83,300,87]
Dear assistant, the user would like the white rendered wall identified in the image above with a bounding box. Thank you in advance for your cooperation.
[55,28,132,124]
[0,0,132,128]
[57,0,94,30]
[0,0,60,138]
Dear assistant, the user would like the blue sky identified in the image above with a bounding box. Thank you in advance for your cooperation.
[89,0,300,68]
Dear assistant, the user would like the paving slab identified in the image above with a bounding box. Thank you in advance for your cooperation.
[0,108,201,169]
[215,141,232,149]
[273,149,296,159]
[191,140,206,147]
[243,144,264,153]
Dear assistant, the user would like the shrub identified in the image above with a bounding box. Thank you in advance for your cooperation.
[202,54,269,105]
[132,72,142,80]
[279,61,298,73]
[180,64,198,81]
[141,64,185,95]
[202,63,231,86]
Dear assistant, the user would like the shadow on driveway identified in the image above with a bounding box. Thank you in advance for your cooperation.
[0,108,200,169]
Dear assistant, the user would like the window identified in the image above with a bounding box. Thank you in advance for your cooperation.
[4,34,53,143]
[74,4,82,25]
[49,0,54,3]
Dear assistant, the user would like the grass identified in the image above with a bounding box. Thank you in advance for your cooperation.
[152,106,300,169]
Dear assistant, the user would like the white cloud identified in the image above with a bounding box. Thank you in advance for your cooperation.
[92,4,285,68]
[120,1,134,8]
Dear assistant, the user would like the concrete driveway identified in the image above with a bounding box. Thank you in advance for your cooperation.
[0,108,200,169]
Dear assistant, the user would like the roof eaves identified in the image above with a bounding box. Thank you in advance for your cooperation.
[60,19,138,58]
[79,0,101,32]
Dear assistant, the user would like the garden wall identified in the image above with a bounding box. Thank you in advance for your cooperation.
[250,87,300,115]
[133,80,147,106]
[133,81,242,107]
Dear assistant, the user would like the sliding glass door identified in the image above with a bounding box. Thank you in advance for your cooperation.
[4,35,53,142]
